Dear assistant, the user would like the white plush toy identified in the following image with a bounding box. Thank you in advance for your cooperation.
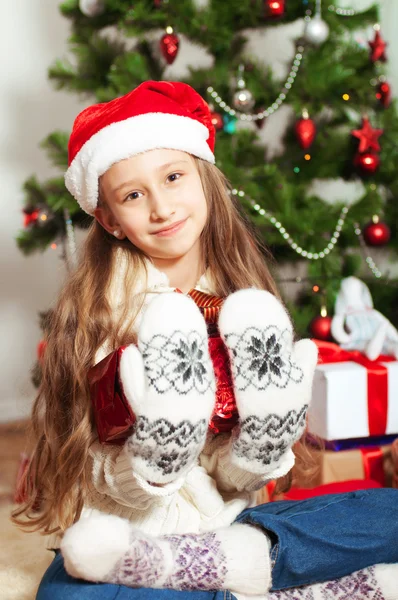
[331,276,398,361]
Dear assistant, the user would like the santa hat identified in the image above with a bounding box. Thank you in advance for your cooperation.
[65,81,216,215]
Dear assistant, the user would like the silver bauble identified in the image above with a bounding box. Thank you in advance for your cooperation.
[79,0,105,17]
[233,88,255,112]
[304,15,330,46]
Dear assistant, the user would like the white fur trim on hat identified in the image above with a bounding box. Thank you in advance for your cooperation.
[65,112,215,215]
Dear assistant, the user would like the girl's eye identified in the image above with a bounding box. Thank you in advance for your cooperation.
[167,173,181,183]
[125,191,142,201]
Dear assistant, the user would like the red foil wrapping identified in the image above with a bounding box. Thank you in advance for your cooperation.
[207,332,238,434]
[88,346,136,445]
[89,290,239,444]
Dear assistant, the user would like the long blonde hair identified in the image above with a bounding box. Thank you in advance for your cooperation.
[12,157,309,535]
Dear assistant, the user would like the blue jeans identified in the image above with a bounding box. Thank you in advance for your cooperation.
[36,488,398,599]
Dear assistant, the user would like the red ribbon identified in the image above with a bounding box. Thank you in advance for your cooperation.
[185,289,238,433]
[360,447,385,486]
[314,340,394,436]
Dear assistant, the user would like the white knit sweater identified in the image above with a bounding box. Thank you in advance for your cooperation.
[46,255,294,550]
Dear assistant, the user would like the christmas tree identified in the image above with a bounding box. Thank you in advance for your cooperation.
[17,0,398,340]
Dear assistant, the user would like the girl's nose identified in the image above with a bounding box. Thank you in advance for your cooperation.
[149,190,176,221]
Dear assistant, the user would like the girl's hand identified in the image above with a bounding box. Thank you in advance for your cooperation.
[218,289,318,475]
[120,293,216,484]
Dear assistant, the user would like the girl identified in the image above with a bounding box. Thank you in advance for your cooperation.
[13,81,398,600]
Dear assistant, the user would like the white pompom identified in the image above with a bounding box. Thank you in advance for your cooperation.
[61,511,131,581]
[79,0,105,17]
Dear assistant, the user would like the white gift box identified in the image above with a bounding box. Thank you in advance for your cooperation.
[307,360,398,440]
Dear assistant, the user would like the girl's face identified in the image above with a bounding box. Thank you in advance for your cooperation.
[96,149,208,266]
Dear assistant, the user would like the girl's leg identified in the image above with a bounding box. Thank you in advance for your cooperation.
[235,487,398,591]
[36,551,220,600]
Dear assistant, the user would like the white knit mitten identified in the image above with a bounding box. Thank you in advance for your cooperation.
[61,511,271,595]
[119,293,216,484]
[218,289,318,475]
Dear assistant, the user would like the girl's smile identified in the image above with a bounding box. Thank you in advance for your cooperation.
[151,217,188,237]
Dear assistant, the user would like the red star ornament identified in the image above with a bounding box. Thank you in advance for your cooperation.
[369,30,387,63]
[351,117,383,153]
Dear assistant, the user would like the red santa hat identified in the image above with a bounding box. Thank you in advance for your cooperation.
[65,80,216,215]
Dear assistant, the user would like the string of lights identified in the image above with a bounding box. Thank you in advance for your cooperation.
[207,46,304,122]
[231,188,349,260]
[328,4,356,16]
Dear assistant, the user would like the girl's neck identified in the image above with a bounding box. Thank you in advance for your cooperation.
[151,254,204,294]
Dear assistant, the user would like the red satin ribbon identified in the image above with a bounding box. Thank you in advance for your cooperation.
[185,289,238,433]
[360,447,385,486]
[314,340,394,436]
[188,289,224,323]
[175,288,224,323]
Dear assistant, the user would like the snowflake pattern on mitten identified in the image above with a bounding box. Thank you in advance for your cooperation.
[233,406,308,466]
[126,416,208,477]
[109,531,169,588]
[268,565,385,600]
[224,326,303,392]
[164,532,227,591]
[142,330,214,395]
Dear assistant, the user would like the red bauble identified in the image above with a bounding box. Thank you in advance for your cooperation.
[23,208,39,227]
[310,315,333,341]
[295,116,316,149]
[376,81,391,108]
[363,218,390,246]
[37,339,47,362]
[210,111,223,131]
[369,30,387,63]
[351,117,383,153]
[354,151,380,175]
[160,31,179,64]
[264,0,285,18]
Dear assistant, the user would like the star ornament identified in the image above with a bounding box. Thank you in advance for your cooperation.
[369,30,387,62]
[351,118,383,153]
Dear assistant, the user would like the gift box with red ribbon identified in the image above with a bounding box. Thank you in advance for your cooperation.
[293,443,395,489]
[307,341,398,441]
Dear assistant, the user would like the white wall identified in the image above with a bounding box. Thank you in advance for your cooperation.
[1,0,397,422]
[0,1,87,421]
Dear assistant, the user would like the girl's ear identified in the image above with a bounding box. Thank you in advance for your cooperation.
[94,206,126,239]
